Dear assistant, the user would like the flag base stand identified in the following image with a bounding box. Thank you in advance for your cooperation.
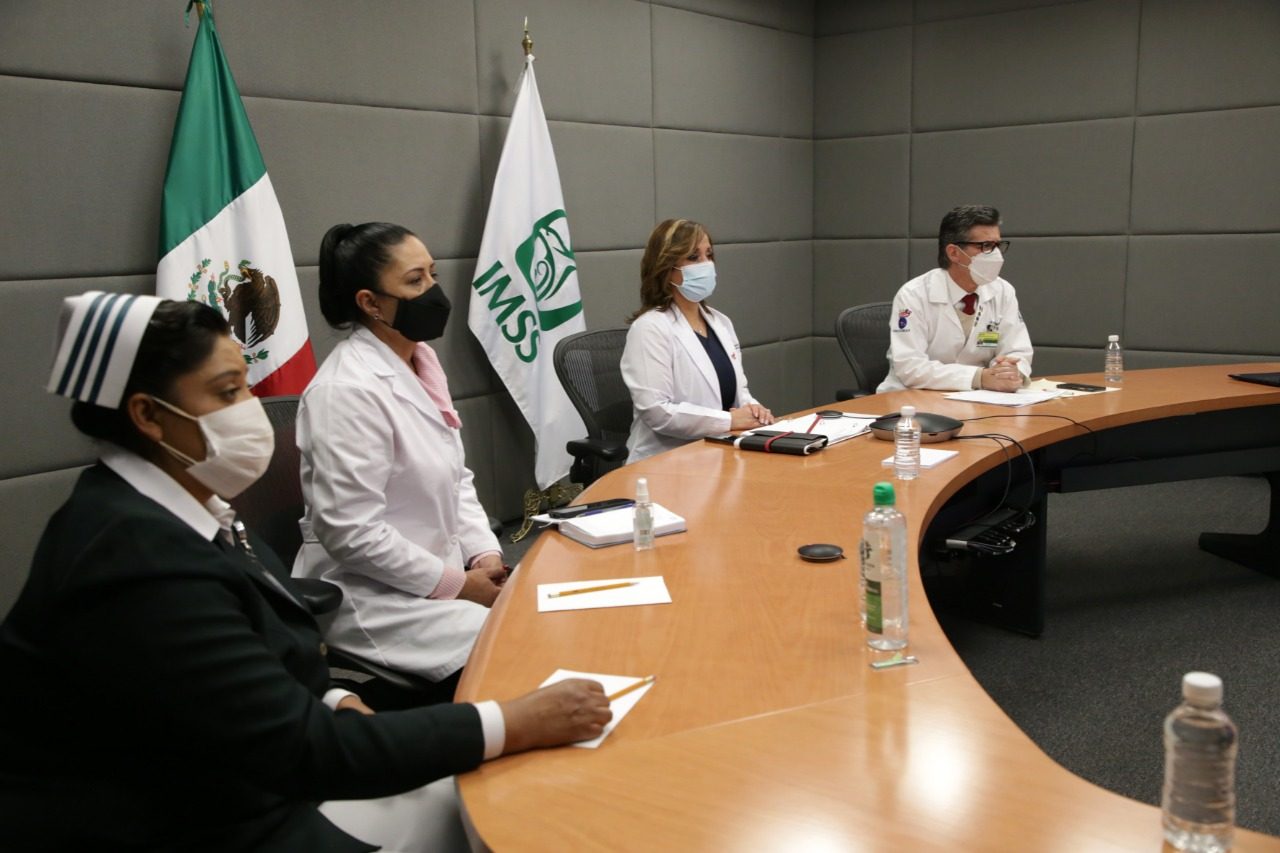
[510,480,584,543]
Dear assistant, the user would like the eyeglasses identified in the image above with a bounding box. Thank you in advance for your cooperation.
[954,240,1011,254]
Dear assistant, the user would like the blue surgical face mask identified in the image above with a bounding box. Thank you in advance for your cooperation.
[674,261,716,303]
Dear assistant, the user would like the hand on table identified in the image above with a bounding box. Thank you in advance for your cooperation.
[499,679,613,754]
[981,357,1023,392]
[729,402,775,430]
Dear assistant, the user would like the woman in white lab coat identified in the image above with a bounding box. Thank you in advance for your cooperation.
[293,222,508,689]
[620,219,774,463]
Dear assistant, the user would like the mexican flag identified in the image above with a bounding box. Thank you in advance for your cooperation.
[470,54,587,489]
[157,3,315,396]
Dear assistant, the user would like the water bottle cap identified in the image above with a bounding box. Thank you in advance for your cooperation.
[635,477,649,502]
[1182,671,1222,707]
[872,481,895,506]
[1108,334,1119,342]
[900,405,916,419]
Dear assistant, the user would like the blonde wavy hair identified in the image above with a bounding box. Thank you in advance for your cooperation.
[629,218,711,322]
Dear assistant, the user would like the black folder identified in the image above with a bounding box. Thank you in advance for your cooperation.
[1228,372,1280,388]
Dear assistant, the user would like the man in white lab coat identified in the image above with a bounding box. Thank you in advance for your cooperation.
[877,205,1033,392]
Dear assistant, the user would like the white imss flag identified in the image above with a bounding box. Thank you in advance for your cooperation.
[470,53,586,489]
[156,3,315,396]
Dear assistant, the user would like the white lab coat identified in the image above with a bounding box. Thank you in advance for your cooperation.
[621,305,757,463]
[292,326,499,681]
[877,267,1033,392]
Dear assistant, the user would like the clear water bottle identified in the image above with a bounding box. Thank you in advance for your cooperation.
[633,477,655,551]
[893,405,921,481]
[1162,671,1237,853]
[1105,334,1124,384]
[862,482,907,650]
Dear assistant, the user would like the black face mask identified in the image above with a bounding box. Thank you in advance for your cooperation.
[384,285,451,342]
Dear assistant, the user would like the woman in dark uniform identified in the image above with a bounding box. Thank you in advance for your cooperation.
[0,293,609,851]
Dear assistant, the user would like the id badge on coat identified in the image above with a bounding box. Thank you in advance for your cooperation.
[976,330,1000,348]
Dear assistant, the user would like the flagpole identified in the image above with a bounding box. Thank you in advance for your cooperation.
[504,16,586,542]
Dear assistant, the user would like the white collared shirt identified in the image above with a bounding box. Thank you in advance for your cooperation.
[97,443,506,757]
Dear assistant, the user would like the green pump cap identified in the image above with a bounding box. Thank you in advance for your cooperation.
[873,481,895,506]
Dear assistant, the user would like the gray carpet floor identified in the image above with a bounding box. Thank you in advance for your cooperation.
[502,475,1280,836]
[936,475,1280,836]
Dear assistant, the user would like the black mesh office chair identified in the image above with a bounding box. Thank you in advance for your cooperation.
[834,302,893,399]
[554,328,633,486]
[231,395,448,710]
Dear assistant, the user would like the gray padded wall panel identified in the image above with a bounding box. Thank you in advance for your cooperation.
[814,136,909,238]
[244,99,484,264]
[739,342,785,414]
[914,0,1079,21]
[1130,108,1280,234]
[908,238,939,279]
[813,239,908,332]
[815,0,912,35]
[913,0,1138,131]
[475,0,652,126]
[910,120,1133,237]
[0,77,176,279]
[1031,346,1112,379]
[811,335,855,405]
[1126,236,1280,354]
[1125,350,1280,370]
[778,337,815,416]
[575,250,645,329]
[0,277,152,480]
[295,267,347,365]
[652,0,814,33]
[455,395,498,518]
[653,6,812,137]
[0,1,481,113]
[0,468,84,611]
[1137,0,1280,115]
[490,392,538,521]
[0,3,192,88]
[710,242,813,346]
[1003,237,1127,348]
[548,122,657,252]
[814,26,912,139]
[655,131,812,243]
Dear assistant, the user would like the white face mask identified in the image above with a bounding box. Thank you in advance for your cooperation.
[153,396,275,498]
[674,261,716,302]
[961,248,1004,286]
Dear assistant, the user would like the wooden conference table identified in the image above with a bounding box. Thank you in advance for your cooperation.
[457,364,1280,851]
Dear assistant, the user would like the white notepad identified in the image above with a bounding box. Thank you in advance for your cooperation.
[881,447,959,468]
[539,669,657,748]
[944,388,1062,406]
[537,575,672,613]
[548,504,686,548]
[750,413,877,444]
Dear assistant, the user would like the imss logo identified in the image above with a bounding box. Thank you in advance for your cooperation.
[472,209,583,363]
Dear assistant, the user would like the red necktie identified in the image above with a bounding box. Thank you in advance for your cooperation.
[961,293,977,315]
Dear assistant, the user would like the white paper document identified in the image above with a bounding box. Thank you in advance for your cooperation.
[537,575,672,613]
[944,388,1062,407]
[539,669,657,748]
[752,412,877,444]
[881,447,959,468]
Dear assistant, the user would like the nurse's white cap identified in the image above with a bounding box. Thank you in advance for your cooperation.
[47,291,164,408]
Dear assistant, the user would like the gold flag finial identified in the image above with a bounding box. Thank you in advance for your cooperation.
[522,17,533,56]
